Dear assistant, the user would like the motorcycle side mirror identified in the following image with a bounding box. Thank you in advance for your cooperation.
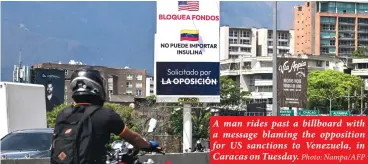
[147,118,157,133]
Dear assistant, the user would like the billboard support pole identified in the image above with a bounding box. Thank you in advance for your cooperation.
[272,1,279,116]
[182,103,192,153]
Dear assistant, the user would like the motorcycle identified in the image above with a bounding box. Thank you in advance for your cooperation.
[106,118,164,164]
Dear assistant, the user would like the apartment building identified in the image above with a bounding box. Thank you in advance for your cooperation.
[220,26,294,60]
[294,1,368,57]
[352,58,368,77]
[32,62,148,104]
[145,76,154,97]
[220,26,345,111]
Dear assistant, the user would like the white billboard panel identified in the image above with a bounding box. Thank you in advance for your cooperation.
[155,0,220,103]
[156,0,220,33]
[155,34,219,62]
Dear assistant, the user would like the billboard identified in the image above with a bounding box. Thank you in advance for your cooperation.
[33,68,65,112]
[155,0,220,103]
[277,57,308,108]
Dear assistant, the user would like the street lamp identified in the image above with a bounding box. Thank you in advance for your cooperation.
[272,1,279,116]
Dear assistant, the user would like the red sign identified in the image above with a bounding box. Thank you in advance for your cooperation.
[158,14,219,21]
[211,116,368,164]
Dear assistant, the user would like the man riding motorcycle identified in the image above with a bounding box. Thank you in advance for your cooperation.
[51,67,161,164]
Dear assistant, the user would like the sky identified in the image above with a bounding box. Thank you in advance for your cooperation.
[1,1,303,81]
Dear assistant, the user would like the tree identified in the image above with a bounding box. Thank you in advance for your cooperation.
[167,76,250,139]
[167,104,211,139]
[353,47,367,58]
[47,104,69,128]
[308,69,363,111]
[103,103,139,142]
[220,76,250,106]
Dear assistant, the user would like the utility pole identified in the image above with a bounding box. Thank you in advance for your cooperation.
[361,83,364,114]
[329,98,332,114]
[348,91,350,111]
[272,1,279,116]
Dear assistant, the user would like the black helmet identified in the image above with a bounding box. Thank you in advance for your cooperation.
[70,67,106,103]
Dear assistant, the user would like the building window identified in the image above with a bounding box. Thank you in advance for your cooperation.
[229,30,238,37]
[298,6,302,11]
[278,41,289,47]
[136,82,143,88]
[136,75,143,81]
[321,48,329,54]
[326,61,330,67]
[126,82,132,88]
[268,49,273,54]
[240,47,251,52]
[316,61,323,67]
[229,47,238,52]
[136,89,142,96]
[126,89,133,95]
[240,31,250,38]
[278,33,288,40]
[321,16,336,23]
[127,74,133,80]
[240,39,250,45]
[257,86,273,92]
[268,32,272,39]
[229,38,238,44]
[279,49,289,54]
[321,24,335,31]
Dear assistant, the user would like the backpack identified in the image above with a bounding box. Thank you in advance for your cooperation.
[51,105,101,164]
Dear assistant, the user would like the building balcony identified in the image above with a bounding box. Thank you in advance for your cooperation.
[221,65,332,76]
[352,58,368,64]
[358,38,368,41]
[254,79,272,86]
[339,37,354,40]
[358,30,368,33]
[321,29,336,32]
[229,43,252,47]
[229,51,252,56]
[320,22,336,25]
[351,69,368,76]
[358,23,368,26]
[251,92,272,99]
[338,45,355,48]
[220,70,239,76]
[339,22,355,25]
[244,67,273,74]
[320,44,335,47]
[338,53,353,57]
[339,30,355,34]
[220,67,273,75]
[308,66,326,71]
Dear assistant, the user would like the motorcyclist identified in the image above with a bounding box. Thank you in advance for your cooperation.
[56,67,161,164]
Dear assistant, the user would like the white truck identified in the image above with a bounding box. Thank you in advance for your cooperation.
[0,82,47,139]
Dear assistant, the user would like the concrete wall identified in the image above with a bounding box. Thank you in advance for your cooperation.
[1,153,210,164]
